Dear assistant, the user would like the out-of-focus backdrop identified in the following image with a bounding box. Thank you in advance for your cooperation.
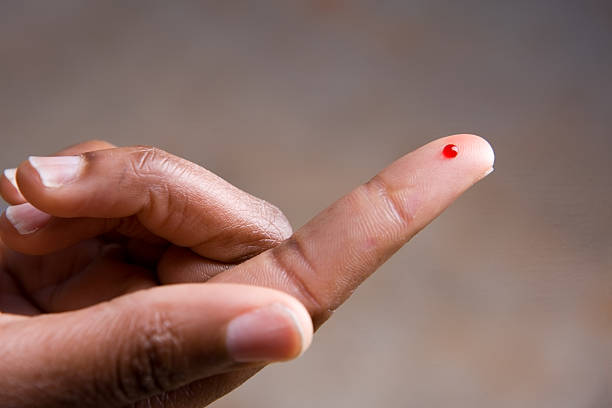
[2,1,611,407]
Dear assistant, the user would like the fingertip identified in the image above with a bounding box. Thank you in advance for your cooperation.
[3,203,52,236]
[376,133,495,198]
[1,168,26,204]
[473,135,495,170]
[3,168,18,191]
[14,155,84,216]
[15,158,43,201]
[225,300,313,363]
[217,285,313,363]
[448,134,495,174]
[267,204,294,242]
[279,295,314,358]
[443,134,495,178]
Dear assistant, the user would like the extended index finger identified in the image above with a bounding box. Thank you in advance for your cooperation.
[212,134,495,326]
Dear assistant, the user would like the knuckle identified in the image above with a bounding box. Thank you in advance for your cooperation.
[123,146,183,227]
[111,301,184,401]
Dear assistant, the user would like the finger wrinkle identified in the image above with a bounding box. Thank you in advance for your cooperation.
[364,174,417,234]
[267,237,325,319]
[257,202,293,242]
[130,147,164,177]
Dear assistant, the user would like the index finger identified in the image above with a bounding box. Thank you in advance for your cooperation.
[212,134,495,326]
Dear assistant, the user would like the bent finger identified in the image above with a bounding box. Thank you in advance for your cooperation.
[3,146,291,261]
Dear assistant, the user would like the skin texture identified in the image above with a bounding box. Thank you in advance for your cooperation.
[0,135,494,407]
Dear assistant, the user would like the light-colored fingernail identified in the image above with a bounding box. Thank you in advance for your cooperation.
[3,168,19,191]
[28,155,83,188]
[484,167,495,177]
[226,303,312,363]
[4,203,52,235]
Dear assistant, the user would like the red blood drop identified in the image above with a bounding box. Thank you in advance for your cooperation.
[442,144,458,158]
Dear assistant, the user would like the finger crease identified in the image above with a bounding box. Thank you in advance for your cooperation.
[269,236,323,313]
[366,175,415,230]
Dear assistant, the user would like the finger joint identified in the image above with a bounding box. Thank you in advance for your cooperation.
[364,174,415,231]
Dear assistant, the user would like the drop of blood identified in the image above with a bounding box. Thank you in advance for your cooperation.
[442,144,458,158]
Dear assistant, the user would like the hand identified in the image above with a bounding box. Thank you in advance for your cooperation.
[0,135,494,407]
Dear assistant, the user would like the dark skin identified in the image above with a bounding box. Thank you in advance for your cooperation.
[0,135,494,407]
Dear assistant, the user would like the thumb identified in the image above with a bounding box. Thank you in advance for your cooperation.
[0,283,312,407]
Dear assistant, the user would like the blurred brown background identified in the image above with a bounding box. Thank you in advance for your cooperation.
[1,1,611,407]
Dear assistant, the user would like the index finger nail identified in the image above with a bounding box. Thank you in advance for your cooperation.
[28,156,84,188]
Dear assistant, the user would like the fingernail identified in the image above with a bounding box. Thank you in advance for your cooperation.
[484,167,495,177]
[226,303,311,362]
[4,203,52,234]
[3,168,19,191]
[28,156,83,188]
